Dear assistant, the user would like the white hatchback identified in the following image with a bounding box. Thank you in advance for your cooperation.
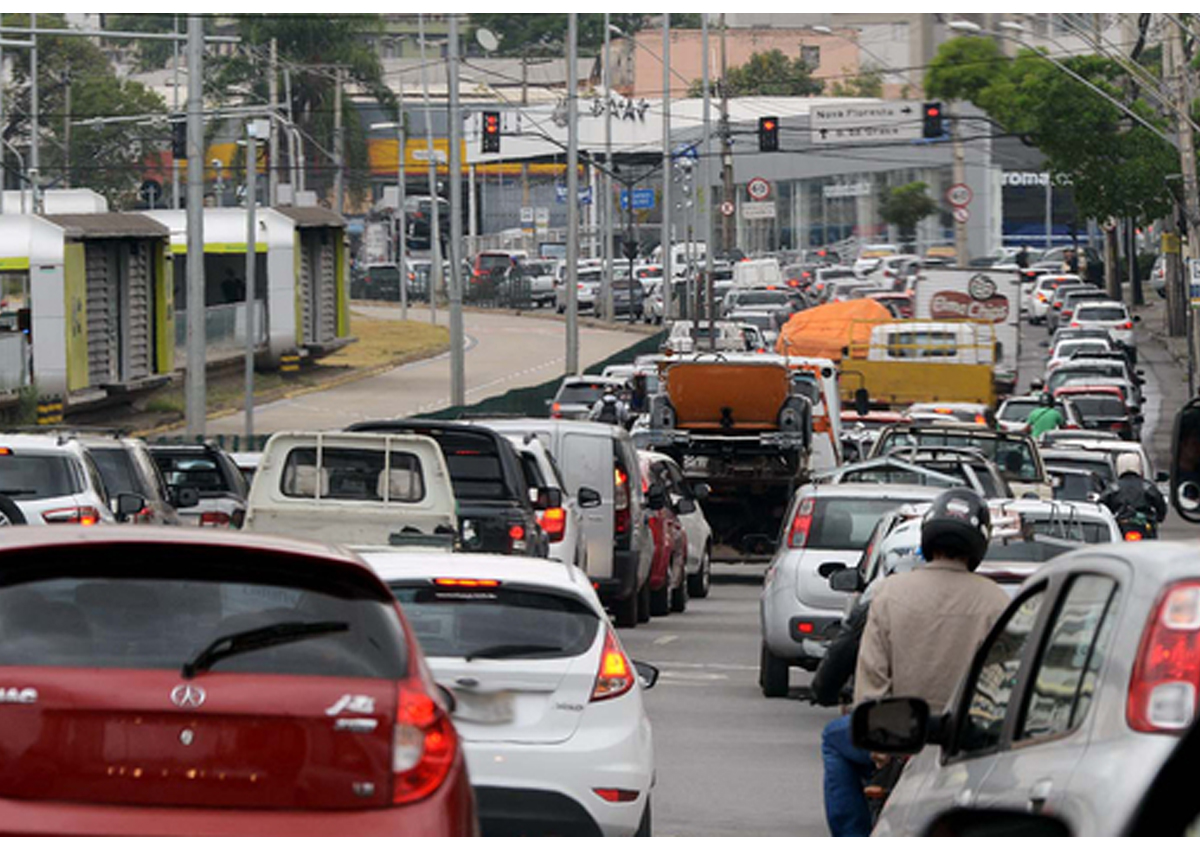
[0,434,120,525]
[1028,273,1083,322]
[1071,300,1137,346]
[363,551,656,837]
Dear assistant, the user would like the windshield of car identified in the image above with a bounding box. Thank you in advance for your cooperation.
[1055,340,1109,358]
[1026,517,1114,543]
[281,447,427,502]
[389,584,599,660]
[736,291,790,306]
[876,431,1041,482]
[0,452,81,499]
[1075,306,1128,322]
[88,447,151,499]
[807,497,916,550]
[0,563,406,678]
[1041,455,1114,485]
[1071,397,1128,420]
[1051,470,1100,502]
[1048,366,1125,392]
[984,538,1075,562]
[999,401,1036,421]
[524,262,553,277]
[152,452,235,496]
[556,382,617,405]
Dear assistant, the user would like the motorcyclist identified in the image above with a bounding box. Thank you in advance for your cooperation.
[1026,391,1064,438]
[1101,454,1167,529]
[820,489,1009,837]
[590,391,628,426]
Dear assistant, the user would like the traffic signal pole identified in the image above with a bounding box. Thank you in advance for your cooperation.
[661,15,672,321]
[566,13,579,375]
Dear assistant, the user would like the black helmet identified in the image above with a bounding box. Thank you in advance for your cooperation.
[921,488,991,570]
[1038,391,1054,407]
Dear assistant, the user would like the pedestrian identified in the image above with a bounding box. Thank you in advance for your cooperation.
[820,489,1009,836]
[1026,391,1064,438]
[1015,245,1030,269]
[1063,247,1080,275]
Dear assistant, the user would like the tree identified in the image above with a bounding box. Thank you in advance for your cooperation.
[723,50,823,97]
[926,36,1178,225]
[879,181,937,248]
[829,67,883,99]
[0,13,168,207]
[468,14,653,57]
[104,14,180,72]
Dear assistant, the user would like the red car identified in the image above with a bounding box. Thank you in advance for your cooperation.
[638,452,688,617]
[0,527,476,836]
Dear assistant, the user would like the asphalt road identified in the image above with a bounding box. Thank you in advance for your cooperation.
[623,298,1195,837]
[203,306,646,434]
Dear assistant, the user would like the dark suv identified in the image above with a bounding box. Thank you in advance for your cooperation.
[346,420,553,558]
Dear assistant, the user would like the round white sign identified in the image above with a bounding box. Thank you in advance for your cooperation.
[720,200,735,217]
[747,177,771,201]
[953,206,971,223]
[946,183,973,208]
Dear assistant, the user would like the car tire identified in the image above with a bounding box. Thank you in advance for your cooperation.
[760,642,790,698]
[0,494,26,526]
[687,549,711,599]
[637,578,652,623]
[635,797,651,836]
[650,582,670,617]
[670,568,688,613]
[614,589,639,629]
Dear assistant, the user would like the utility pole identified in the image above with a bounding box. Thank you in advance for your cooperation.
[719,14,733,255]
[172,14,181,209]
[603,13,614,321]
[268,37,279,207]
[243,120,263,443]
[951,106,969,267]
[284,68,299,191]
[661,14,672,320]
[30,13,39,212]
[61,68,70,189]
[333,66,344,215]
[418,14,441,327]
[1171,17,1200,390]
[566,13,580,375]
[447,14,465,407]
[397,84,408,320]
[702,15,715,349]
[185,15,206,438]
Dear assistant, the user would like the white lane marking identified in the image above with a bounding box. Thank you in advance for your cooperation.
[638,661,758,671]
[653,635,679,646]
[659,671,729,681]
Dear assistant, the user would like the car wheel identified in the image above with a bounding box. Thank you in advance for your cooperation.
[670,567,688,613]
[687,549,711,598]
[760,642,790,698]
[635,797,651,836]
[637,578,652,623]
[650,582,670,617]
[614,589,639,629]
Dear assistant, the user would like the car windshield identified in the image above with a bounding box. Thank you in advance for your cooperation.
[0,560,406,678]
[877,431,1041,482]
[88,447,150,499]
[389,584,599,659]
[524,262,553,277]
[1048,366,1125,391]
[557,382,616,405]
[152,453,234,496]
[1055,341,1108,358]
[984,538,1075,563]
[1071,397,1128,420]
[1076,306,1128,322]
[1042,455,1113,485]
[999,401,1036,421]
[1052,471,1100,502]
[806,497,914,550]
[0,453,80,499]
[1026,516,1114,543]
[737,291,790,306]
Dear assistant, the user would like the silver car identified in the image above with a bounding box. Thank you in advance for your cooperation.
[860,540,1197,836]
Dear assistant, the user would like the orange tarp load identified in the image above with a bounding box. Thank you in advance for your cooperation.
[774,299,892,361]
[665,361,790,431]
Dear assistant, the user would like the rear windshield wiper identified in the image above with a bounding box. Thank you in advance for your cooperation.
[465,643,565,661]
[182,620,349,679]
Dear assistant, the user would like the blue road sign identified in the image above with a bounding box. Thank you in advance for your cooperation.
[555,185,593,205]
[620,188,656,210]
[672,143,699,161]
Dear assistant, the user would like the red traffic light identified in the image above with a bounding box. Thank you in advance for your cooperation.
[763,119,776,131]
[926,106,940,117]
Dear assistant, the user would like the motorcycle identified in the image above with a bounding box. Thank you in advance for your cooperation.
[1115,507,1157,541]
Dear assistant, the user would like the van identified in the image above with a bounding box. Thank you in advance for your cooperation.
[243,431,457,546]
[864,321,995,366]
[471,418,654,628]
[731,258,784,289]
[651,242,707,273]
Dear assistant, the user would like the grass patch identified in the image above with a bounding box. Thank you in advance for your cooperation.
[323,315,449,370]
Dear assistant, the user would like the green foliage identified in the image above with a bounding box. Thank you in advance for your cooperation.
[0,13,167,206]
[467,14,653,57]
[0,386,40,427]
[105,15,179,72]
[724,49,823,98]
[925,36,1179,225]
[878,181,937,243]
[829,67,884,99]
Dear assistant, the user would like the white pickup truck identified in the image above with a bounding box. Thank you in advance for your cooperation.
[243,431,458,547]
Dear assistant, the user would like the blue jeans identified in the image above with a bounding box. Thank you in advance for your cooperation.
[821,714,875,837]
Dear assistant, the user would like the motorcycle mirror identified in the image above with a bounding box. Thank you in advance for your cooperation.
[850,697,931,754]
[1171,398,1200,523]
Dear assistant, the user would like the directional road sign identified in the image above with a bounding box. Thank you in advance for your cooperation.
[620,188,656,210]
[810,101,923,145]
[555,185,593,205]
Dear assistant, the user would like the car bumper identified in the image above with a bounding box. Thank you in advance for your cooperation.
[597,547,640,602]
[761,581,843,662]
[462,703,653,837]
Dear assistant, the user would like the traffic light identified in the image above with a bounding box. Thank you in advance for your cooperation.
[758,116,779,152]
[481,111,501,154]
[171,117,187,160]
[922,102,944,139]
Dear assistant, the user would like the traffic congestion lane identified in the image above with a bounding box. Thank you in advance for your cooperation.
[202,306,646,434]
[619,569,830,837]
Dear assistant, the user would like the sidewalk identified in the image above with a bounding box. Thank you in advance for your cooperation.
[1132,297,1189,471]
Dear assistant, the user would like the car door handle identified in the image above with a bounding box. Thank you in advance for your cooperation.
[1028,779,1053,813]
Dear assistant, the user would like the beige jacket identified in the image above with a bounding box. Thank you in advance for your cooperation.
[853,559,1010,713]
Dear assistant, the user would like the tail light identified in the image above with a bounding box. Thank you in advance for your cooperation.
[1112,421,1127,432]
[42,506,101,525]
[590,627,635,702]
[1120,321,1133,330]
[1070,321,1081,328]
[508,522,528,554]
[1052,301,1063,310]
[135,506,156,524]
[1128,581,1200,733]
[614,464,631,536]
[1061,310,1073,319]
[594,788,640,803]
[392,685,458,804]
[200,511,232,527]
[974,414,988,425]
[551,402,563,418]
[1037,293,1048,302]
[1124,529,1144,542]
[539,506,567,542]
[787,497,815,549]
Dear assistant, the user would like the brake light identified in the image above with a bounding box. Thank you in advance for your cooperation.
[42,506,102,525]
[392,685,458,804]
[1070,322,1081,328]
[614,464,631,535]
[539,506,567,542]
[1053,301,1063,309]
[1037,293,1048,302]
[787,497,815,548]
[1128,581,1200,733]
[0,447,10,455]
[551,401,563,418]
[593,788,641,803]
[1125,529,1144,542]
[199,511,232,527]
[1113,422,1127,432]
[974,414,988,425]
[590,627,635,702]
[1120,321,1133,330]
[433,578,500,588]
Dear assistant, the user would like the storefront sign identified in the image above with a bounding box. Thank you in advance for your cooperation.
[930,290,1010,323]
[822,182,871,199]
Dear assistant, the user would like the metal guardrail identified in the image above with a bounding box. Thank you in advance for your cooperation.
[175,300,267,353]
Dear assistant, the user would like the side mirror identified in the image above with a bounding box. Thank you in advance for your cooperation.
[1134,315,1142,323]
[692,482,712,500]
[646,484,667,512]
[674,497,697,516]
[850,697,932,754]
[828,567,863,593]
[170,485,201,509]
[923,809,1073,837]
[633,660,659,690]
[1156,471,1170,483]
[115,492,147,522]
[534,486,563,510]
[817,561,847,578]
[577,486,602,509]
[1171,399,1200,523]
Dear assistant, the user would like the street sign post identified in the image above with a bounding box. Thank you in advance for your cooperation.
[519,206,534,224]
[742,201,776,220]
[810,101,923,145]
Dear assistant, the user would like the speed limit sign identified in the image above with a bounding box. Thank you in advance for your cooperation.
[946,183,973,207]
[747,177,771,201]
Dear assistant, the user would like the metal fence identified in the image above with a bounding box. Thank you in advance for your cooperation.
[0,333,30,392]
[175,300,267,354]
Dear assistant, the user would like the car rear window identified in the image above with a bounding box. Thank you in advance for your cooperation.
[557,383,612,405]
[1075,306,1127,322]
[89,447,149,499]
[877,432,1041,482]
[0,453,81,499]
[0,552,407,678]
[808,497,909,550]
[1071,397,1127,419]
[281,447,426,502]
[1026,518,1113,543]
[153,452,234,496]
[427,431,513,501]
[1042,456,1113,485]
[999,401,1036,421]
[389,583,599,660]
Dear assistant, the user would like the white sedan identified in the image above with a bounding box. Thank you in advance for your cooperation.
[362,551,657,836]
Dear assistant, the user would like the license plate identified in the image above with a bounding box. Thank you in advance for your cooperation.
[452,690,515,725]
